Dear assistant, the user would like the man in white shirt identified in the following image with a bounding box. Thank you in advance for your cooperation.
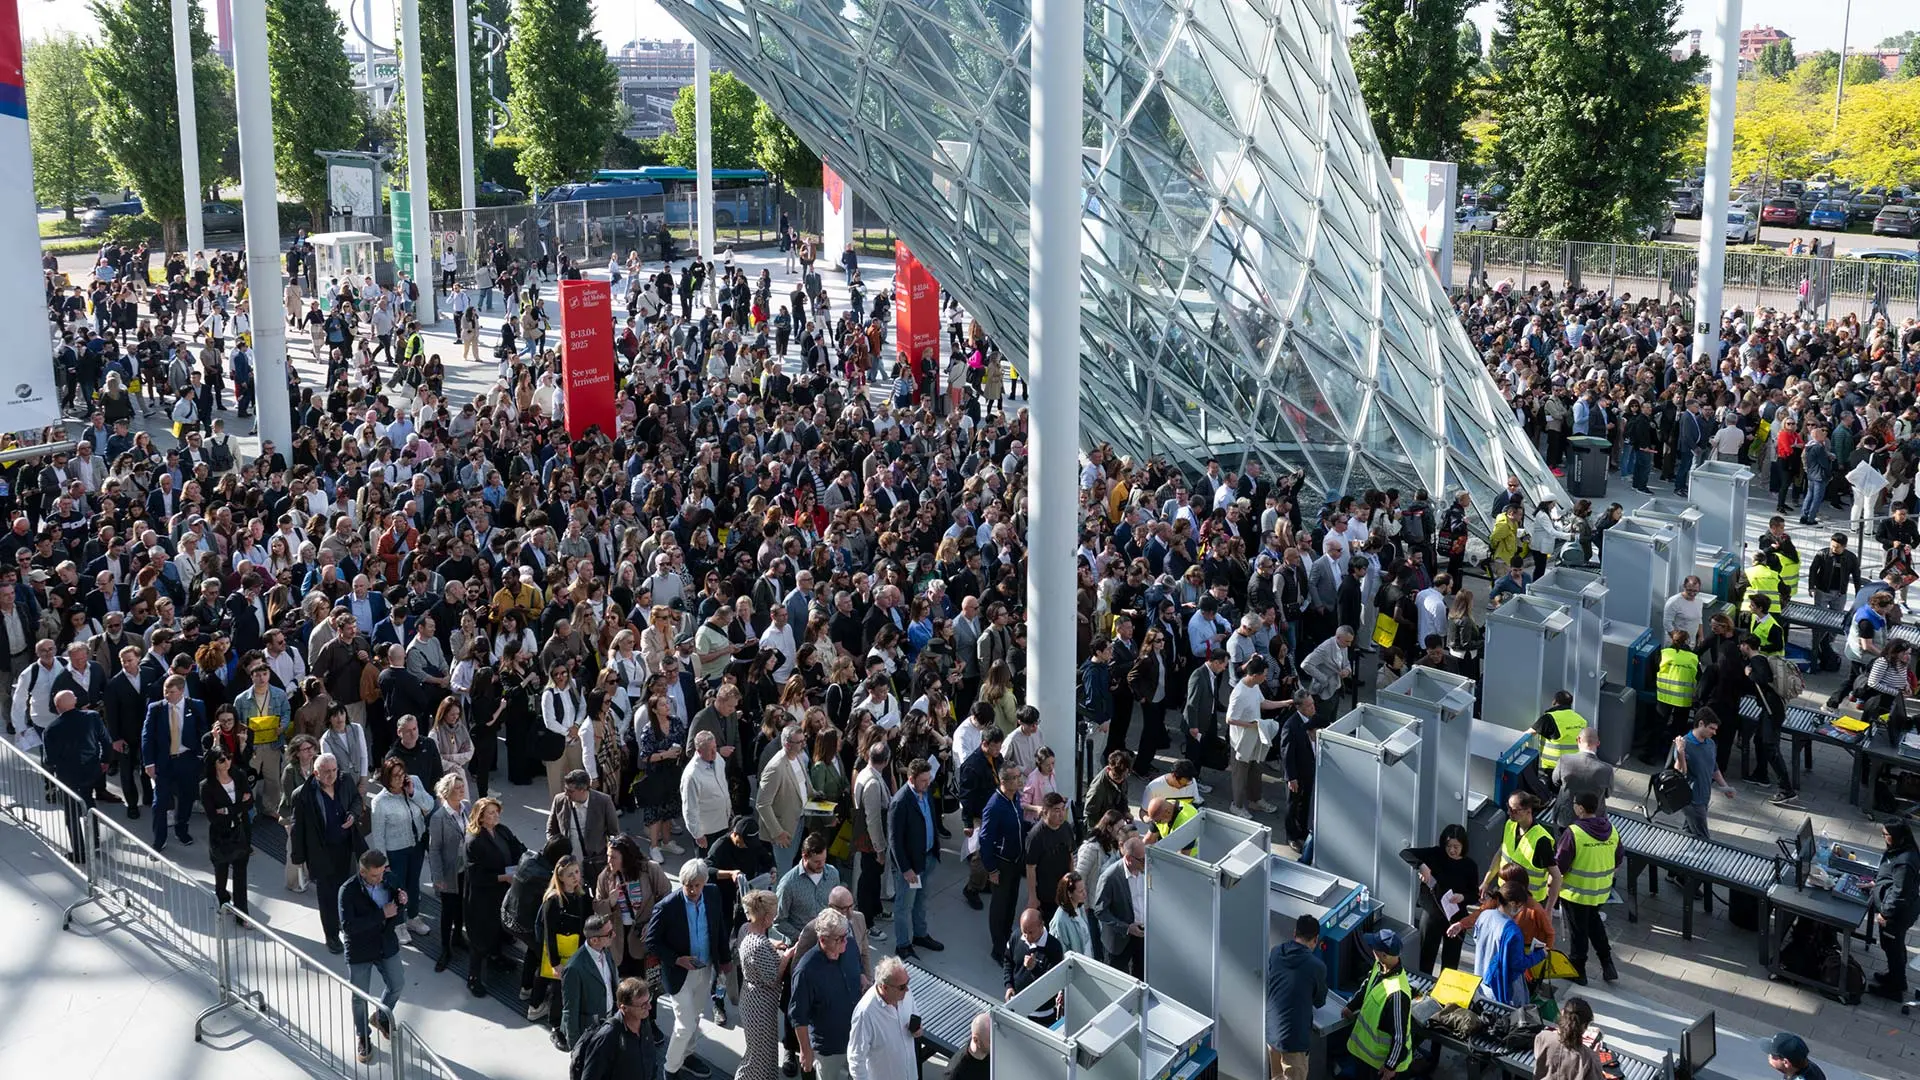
[9,639,63,749]
[1662,575,1707,646]
[1226,656,1288,816]
[760,603,797,683]
[263,629,307,689]
[1415,576,1452,646]
[848,956,919,1080]
[679,730,733,850]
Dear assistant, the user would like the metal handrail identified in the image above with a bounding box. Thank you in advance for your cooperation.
[0,736,455,1080]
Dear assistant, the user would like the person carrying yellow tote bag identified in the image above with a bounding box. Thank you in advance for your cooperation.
[1372,611,1399,649]
[538,931,582,980]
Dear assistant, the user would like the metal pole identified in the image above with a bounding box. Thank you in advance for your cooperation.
[1834,0,1852,127]
[695,44,715,261]
[1692,0,1741,369]
[1028,0,1084,797]
[230,0,293,454]
[171,0,204,257]
[451,0,478,282]
[399,0,436,323]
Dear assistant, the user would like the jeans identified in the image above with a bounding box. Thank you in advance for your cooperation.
[1631,447,1652,490]
[855,849,884,928]
[1801,477,1829,522]
[349,951,405,1041]
[771,835,800,878]
[893,864,931,947]
[385,843,425,920]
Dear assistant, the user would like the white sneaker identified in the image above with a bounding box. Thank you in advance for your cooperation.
[1195,781,1214,795]
[1252,799,1278,814]
[395,927,411,946]
[663,840,686,855]
[408,916,431,935]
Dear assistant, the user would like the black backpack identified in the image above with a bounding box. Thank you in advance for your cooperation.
[1647,767,1692,817]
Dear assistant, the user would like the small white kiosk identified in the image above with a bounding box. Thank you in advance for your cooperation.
[307,231,383,307]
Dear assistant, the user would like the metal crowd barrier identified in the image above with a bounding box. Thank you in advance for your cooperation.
[0,737,455,1080]
[201,905,454,1080]
[903,962,991,1054]
[1612,811,1780,953]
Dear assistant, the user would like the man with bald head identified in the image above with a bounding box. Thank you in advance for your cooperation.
[43,688,110,861]
[1003,906,1065,1022]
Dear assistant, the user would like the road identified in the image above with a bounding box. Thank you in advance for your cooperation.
[1664,215,1919,255]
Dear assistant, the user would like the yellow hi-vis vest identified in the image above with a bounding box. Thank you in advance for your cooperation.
[1746,614,1784,656]
[1153,801,1199,854]
[1501,820,1554,903]
[1776,554,1800,600]
[1538,708,1585,771]
[1563,823,1620,906]
[1746,563,1782,603]
[1348,964,1413,1072]
[1655,648,1698,707]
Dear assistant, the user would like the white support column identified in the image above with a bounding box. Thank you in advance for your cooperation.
[1028,0,1085,795]
[171,0,204,258]
[230,0,291,453]
[695,43,715,260]
[453,0,477,262]
[400,0,437,322]
[1691,0,1741,368]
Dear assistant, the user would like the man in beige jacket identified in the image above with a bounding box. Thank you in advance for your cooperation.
[757,722,814,872]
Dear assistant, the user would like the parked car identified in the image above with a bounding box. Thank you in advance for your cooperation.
[1668,185,1702,218]
[1847,193,1886,224]
[1761,197,1802,227]
[1808,200,1850,230]
[1724,209,1758,244]
[1872,206,1918,238]
[201,202,243,234]
[1844,248,1920,264]
[1455,205,1498,233]
[80,199,142,235]
[480,180,525,201]
[1638,205,1677,241]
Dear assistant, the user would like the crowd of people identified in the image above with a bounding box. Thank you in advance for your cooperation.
[14,221,1920,1080]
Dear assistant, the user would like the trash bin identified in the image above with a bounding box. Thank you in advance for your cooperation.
[1567,435,1611,498]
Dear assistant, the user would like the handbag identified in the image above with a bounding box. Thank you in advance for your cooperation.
[539,931,582,980]
[360,662,382,704]
[1371,612,1399,649]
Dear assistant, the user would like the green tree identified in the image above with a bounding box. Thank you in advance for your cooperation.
[1488,0,1704,241]
[394,0,494,209]
[1843,54,1886,87]
[25,33,111,219]
[87,0,235,249]
[1349,0,1478,163]
[1794,50,1841,95]
[1877,32,1916,51]
[752,98,819,191]
[1755,39,1796,80]
[504,0,617,189]
[660,71,757,170]
[1900,48,1920,81]
[267,0,362,226]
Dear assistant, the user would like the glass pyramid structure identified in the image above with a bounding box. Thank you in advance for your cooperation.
[658,0,1563,526]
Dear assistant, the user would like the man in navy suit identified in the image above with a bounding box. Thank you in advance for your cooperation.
[140,673,205,850]
[645,859,735,1080]
[103,644,151,815]
[887,756,946,959]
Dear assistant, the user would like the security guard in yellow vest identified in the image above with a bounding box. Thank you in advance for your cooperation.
[1647,629,1698,762]
[1342,929,1412,1077]
[1146,796,1199,855]
[1487,792,1561,906]
[1745,552,1786,616]
[1530,689,1586,773]
[1760,517,1801,601]
[1555,791,1620,984]
[1743,593,1785,656]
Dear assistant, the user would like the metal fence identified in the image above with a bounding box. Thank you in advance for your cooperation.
[0,737,455,1080]
[1452,235,1920,321]
[424,190,784,279]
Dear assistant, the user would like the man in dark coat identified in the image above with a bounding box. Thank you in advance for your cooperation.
[42,689,109,861]
[290,751,365,953]
[102,643,151,813]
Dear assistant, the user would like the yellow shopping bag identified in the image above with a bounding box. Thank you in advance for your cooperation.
[1372,612,1399,649]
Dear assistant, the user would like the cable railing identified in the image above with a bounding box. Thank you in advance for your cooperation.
[0,737,456,1080]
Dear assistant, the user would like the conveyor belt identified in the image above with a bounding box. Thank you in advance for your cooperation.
[1611,813,1778,891]
[1781,600,1848,633]
[903,963,990,1054]
[1736,697,1867,748]
[1403,971,1667,1080]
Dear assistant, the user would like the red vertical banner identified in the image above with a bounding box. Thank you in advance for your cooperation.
[893,241,940,401]
[559,279,616,438]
